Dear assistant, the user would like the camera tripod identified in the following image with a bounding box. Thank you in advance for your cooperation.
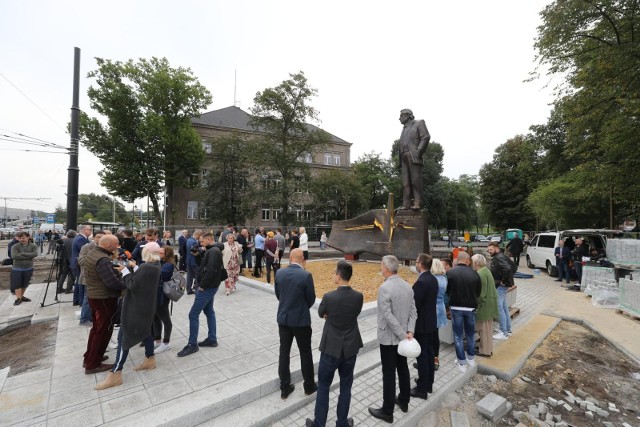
[41,243,73,307]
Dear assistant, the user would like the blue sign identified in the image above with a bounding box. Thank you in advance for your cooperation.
[33,217,40,224]
[46,214,55,224]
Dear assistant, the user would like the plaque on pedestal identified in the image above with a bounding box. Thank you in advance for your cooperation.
[327,194,430,261]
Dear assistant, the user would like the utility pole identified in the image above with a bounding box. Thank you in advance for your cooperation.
[66,47,81,231]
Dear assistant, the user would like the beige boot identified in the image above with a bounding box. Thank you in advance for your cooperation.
[134,356,156,371]
[95,371,122,390]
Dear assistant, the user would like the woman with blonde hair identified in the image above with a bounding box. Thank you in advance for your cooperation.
[95,242,162,390]
[471,254,499,357]
[430,258,448,370]
[223,233,242,295]
[152,246,175,354]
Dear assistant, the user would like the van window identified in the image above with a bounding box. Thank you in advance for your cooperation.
[531,235,539,246]
[538,235,556,248]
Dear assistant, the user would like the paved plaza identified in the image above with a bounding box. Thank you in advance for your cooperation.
[1,260,639,426]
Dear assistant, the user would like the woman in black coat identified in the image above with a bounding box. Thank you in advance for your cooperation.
[96,242,162,390]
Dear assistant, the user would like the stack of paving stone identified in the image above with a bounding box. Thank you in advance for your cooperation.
[619,277,640,317]
[607,239,640,266]
[512,387,632,426]
[581,265,615,293]
[475,392,512,423]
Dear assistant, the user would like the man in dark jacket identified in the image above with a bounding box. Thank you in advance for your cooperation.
[554,240,571,284]
[446,252,481,373]
[275,248,317,399]
[306,260,362,427]
[506,234,524,268]
[571,238,589,290]
[487,242,514,340]
[57,230,77,295]
[178,232,224,357]
[178,229,188,271]
[411,253,439,399]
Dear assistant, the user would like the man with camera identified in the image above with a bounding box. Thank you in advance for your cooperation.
[83,235,130,374]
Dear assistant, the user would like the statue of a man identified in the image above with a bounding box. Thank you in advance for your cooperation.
[398,108,430,210]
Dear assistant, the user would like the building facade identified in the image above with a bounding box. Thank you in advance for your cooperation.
[172,106,352,228]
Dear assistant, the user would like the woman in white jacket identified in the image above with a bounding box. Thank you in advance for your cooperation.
[299,226,309,260]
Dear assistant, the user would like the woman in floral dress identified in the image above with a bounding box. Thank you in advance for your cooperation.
[223,233,242,295]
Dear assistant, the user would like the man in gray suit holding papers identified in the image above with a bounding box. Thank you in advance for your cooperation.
[369,255,418,424]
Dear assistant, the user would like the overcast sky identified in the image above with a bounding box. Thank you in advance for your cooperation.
[0,0,556,214]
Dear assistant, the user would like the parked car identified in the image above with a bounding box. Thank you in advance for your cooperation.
[526,229,607,276]
[487,235,502,243]
[457,237,466,242]
[473,234,489,242]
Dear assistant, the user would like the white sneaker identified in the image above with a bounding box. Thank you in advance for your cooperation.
[154,341,161,349]
[454,360,467,373]
[155,342,171,354]
[506,331,513,337]
[493,332,508,340]
[466,358,476,367]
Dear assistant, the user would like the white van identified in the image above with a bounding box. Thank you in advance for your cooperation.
[525,229,607,276]
[39,223,65,233]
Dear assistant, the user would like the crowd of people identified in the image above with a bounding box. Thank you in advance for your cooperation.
[6,225,522,425]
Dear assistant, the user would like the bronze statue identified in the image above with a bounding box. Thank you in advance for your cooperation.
[398,108,430,210]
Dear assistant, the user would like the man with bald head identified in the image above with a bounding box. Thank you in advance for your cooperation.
[275,248,317,399]
[446,251,481,373]
[83,234,129,374]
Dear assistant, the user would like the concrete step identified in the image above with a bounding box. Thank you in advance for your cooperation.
[101,316,380,427]
[201,346,382,426]
[0,283,62,333]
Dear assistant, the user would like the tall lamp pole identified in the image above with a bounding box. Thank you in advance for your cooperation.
[66,47,81,231]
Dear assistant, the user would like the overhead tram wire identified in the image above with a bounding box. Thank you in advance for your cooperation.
[0,72,68,134]
[0,130,68,150]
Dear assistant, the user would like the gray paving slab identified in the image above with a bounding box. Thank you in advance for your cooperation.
[451,410,472,427]
[1,263,637,426]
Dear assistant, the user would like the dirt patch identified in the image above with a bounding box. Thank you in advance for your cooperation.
[0,320,57,377]
[0,259,57,291]
[421,321,640,426]
[245,260,417,303]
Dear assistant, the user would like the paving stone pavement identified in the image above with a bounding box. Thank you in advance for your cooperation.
[1,263,638,426]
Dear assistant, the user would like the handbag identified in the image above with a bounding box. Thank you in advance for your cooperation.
[163,270,186,302]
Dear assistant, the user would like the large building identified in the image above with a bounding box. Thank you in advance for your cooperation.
[172,106,352,228]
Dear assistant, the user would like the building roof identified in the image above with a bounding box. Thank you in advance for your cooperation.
[191,106,351,145]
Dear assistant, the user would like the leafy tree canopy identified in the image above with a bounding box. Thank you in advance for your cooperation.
[80,57,212,223]
[249,72,331,226]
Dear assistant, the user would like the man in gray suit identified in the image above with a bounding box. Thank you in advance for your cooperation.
[306,261,363,427]
[275,248,317,399]
[398,108,430,210]
[369,255,418,424]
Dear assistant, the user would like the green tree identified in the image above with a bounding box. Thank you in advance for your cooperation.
[308,169,366,222]
[249,72,331,226]
[351,152,399,211]
[534,0,640,216]
[201,134,254,225]
[479,135,538,231]
[78,193,129,223]
[80,57,212,224]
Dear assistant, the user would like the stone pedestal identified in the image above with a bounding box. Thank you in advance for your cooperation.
[327,205,430,261]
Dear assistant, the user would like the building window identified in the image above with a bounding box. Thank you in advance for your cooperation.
[305,153,313,163]
[200,203,208,219]
[187,201,198,219]
[262,209,270,221]
[273,209,281,222]
[334,155,341,166]
[202,139,212,154]
[324,153,331,165]
[201,169,209,187]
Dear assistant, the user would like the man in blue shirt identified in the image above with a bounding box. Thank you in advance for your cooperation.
[253,227,265,278]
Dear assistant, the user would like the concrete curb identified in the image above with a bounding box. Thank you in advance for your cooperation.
[0,367,9,392]
[395,364,478,427]
[541,311,640,367]
[477,317,561,381]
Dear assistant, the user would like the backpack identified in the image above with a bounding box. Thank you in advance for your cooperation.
[163,270,186,302]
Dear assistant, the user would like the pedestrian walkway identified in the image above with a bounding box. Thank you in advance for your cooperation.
[1,264,639,426]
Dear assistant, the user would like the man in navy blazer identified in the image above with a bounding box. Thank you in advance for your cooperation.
[411,253,439,400]
[275,248,317,399]
[306,261,363,427]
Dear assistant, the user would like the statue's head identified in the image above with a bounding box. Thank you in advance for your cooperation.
[399,108,414,124]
